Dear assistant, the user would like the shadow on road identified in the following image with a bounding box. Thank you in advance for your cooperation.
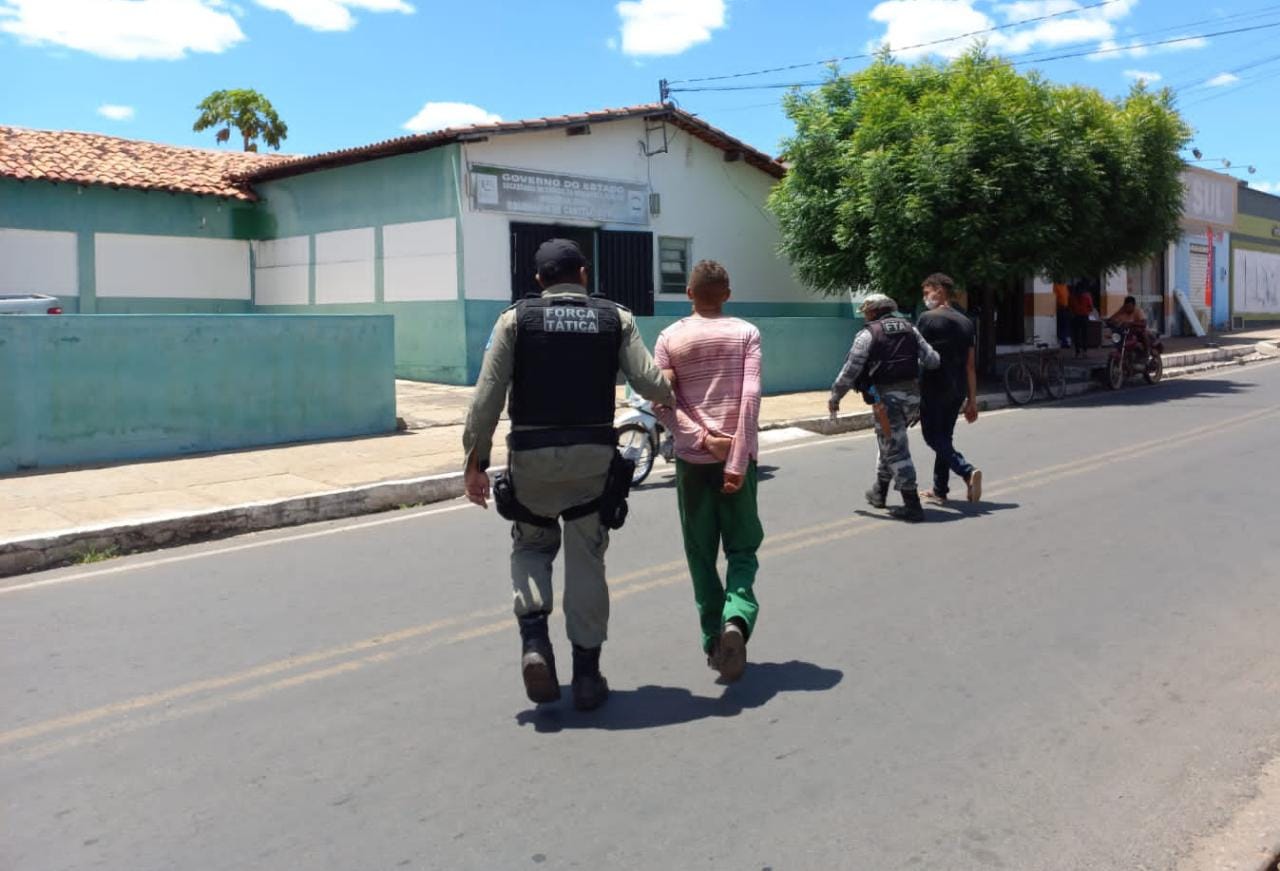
[853,501,1019,524]
[1062,376,1256,408]
[514,659,842,733]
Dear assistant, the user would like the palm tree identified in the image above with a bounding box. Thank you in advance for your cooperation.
[193,89,288,153]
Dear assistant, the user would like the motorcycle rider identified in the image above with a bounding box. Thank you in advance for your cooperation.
[1106,296,1151,358]
[828,293,941,523]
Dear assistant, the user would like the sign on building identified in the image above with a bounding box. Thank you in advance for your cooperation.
[1180,169,1237,228]
[470,165,650,225]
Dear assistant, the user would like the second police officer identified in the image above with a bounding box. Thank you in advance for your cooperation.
[828,293,941,522]
[462,239,674,711]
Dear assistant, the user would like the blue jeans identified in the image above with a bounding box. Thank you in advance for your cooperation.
[919,389,975,497]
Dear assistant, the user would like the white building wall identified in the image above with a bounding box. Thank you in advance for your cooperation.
[382,218,458,302]
[253,235,309,305]
[96,234,250,299]
[460,119,805,306]
[0,229,77,296]
[315,228,374,304]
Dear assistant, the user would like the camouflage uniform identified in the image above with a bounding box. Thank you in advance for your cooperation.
[830,322,939,493]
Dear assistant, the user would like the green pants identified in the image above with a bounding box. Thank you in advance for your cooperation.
[675,459,764,654]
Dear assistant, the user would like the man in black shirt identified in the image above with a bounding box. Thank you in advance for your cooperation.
[915,273,982,504]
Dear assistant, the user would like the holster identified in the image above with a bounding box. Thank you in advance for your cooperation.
[492,472,556,528]
[493,450,636,531]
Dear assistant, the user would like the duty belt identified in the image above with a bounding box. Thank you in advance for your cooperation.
[507,426,617,452]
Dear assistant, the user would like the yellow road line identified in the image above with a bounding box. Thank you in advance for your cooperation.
[5,403,1278,758]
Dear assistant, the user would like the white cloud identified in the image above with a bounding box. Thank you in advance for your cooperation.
[1123,68,1161,82]
[0,0,245,60]
[1252,181,1278,194]
[1204,72,1240,87]
[865,0,1210,64]
[0,0,412,60]
[97,104,136,121]
[403,102,501,133]
[252,0,413,32]
[868,0,992,60]
[615,0,725,57]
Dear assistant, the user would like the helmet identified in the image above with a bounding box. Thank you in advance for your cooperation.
[859,293,897,319]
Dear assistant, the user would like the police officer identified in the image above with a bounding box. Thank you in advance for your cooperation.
[827,293,940,523]
[462,239,673,711]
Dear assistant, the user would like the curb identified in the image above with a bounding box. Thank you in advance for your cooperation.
[2,348,1275,579]
[0,470,467,578]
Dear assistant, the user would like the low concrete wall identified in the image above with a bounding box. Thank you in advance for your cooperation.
[636,315,860,394]
[0,315,395,473]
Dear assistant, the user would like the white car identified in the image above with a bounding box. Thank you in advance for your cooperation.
[0,293,63,314]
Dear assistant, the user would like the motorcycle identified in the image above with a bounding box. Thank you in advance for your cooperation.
[614,397,674,486]
[1105,323,1164,390]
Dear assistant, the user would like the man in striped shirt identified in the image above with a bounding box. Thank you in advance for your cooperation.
[654,260,763,683]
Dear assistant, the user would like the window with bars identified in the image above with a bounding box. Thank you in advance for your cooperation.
[658,236,691,294]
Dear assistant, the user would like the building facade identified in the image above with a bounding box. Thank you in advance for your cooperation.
[1230,184,1280,328]
[1,106,859,393]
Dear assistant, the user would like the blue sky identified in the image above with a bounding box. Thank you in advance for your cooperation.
[2,0,1277,193]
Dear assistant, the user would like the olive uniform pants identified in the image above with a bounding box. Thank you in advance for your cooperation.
[675,459,764,654]
[508,443,614,649]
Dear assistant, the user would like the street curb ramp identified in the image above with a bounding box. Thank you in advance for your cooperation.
[0,471,467,578]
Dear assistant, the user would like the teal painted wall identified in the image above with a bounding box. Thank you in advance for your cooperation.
[256,302,466,383]
[254,147,459,238]
[0,178,258,239]
[653,298,856,319]
[1,178,259,315]
[0,315,395,473]
[251,147,464,380]
[461,303,860,394]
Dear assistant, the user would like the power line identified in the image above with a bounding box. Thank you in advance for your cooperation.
[1010,20,1280,65]
[666,4,1280,97]
[665,0,1119,86]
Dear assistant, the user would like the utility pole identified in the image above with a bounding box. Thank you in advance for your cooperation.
[658,79,670,104]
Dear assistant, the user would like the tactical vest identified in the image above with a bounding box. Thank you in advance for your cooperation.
[509,295,623,427]
[866,315,920,384]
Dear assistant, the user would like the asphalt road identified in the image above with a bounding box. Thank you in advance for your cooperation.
[4,362,1280,871]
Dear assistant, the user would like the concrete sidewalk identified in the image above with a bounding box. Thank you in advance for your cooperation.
[2,330,1277,576]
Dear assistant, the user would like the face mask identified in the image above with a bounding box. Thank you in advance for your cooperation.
[924,297,942,310]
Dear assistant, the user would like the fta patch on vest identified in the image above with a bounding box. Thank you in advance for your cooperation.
[541,306,600,333]
[881,319,910,334]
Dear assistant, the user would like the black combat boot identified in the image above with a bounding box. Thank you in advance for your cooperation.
[517,612,561,704]
[889,488,925,523]
[865,477,890,509]
[571,644,609,712]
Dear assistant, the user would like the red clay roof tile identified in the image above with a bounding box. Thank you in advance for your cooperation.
[0,126,289,200]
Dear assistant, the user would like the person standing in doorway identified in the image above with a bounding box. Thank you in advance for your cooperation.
[1069,281,1095,358]
[653,260,764,683]
[462,239,673,712]
[916,273,982,505]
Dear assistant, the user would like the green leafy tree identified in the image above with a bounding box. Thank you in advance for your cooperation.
[193,89,288,152]
[769,49,1189,360]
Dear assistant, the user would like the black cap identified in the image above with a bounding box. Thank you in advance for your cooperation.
[535,238,587,279]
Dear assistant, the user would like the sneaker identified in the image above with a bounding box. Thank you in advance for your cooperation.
[922,489,947,506]
[716,622,746,683]
[966,469,983,503]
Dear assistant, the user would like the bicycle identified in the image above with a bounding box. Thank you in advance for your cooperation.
[1003,336,1066,405]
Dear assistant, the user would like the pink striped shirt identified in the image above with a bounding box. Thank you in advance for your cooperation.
[654,315,762,475]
